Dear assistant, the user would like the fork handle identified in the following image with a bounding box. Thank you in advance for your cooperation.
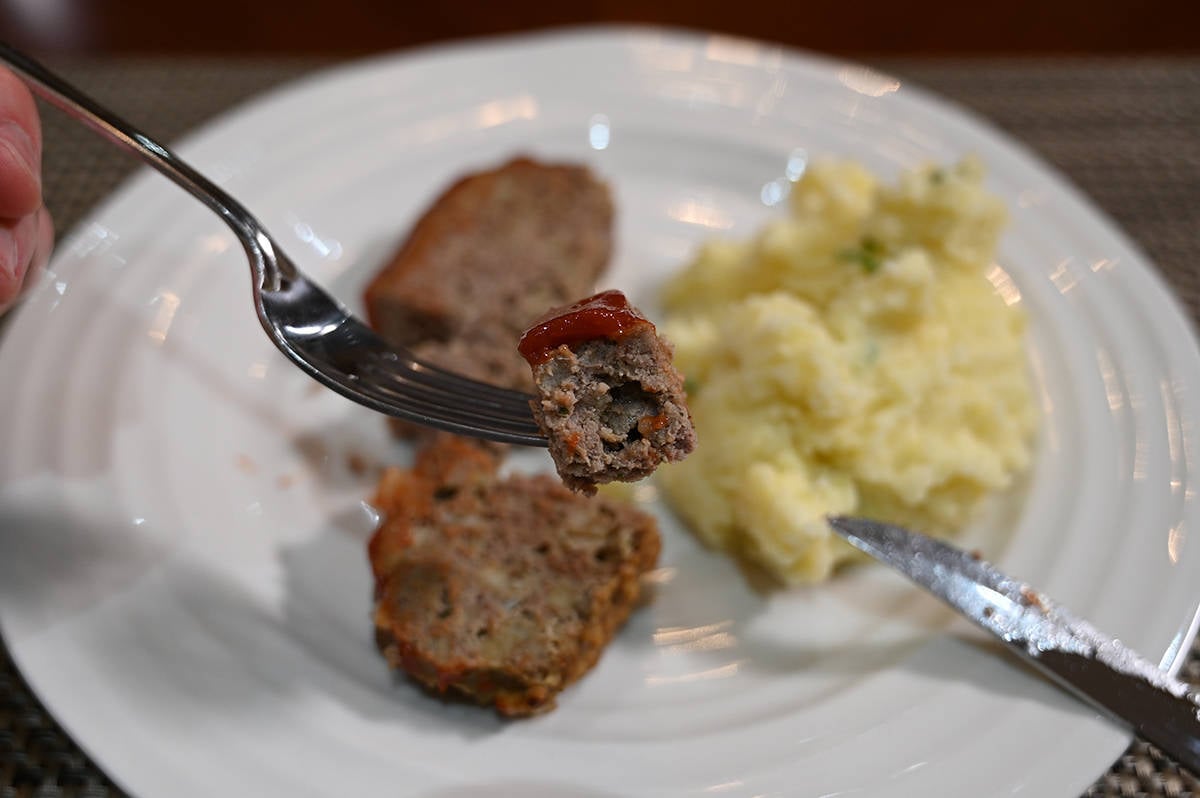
[0,43,292,289]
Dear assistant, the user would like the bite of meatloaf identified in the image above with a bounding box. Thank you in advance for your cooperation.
[519,291,697,494]
[363,157,613,392]
[367,436,660,717]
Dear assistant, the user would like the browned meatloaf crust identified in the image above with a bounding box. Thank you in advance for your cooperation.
[367,437,661,717]
[363,157,614,392]
[525,306,696,495]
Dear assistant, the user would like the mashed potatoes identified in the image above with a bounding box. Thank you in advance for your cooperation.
[658,158,1036,584]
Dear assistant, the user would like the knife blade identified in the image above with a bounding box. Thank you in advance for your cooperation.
[827,515,1200,774]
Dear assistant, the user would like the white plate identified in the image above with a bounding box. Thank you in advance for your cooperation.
[2,27,1198,798]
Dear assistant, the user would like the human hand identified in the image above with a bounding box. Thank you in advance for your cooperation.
[0,66,53,315]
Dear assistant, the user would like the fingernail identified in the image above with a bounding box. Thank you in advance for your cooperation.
[32,206,53,275]
[0,224,16,283]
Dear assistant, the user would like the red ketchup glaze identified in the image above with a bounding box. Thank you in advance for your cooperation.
[518,290,653,366]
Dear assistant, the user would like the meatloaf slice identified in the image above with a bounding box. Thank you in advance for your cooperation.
[519,291,697,494]
[364,157,614,392]
[368,436,660,717]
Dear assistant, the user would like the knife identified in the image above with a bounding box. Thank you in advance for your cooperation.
[827,515,1200,773]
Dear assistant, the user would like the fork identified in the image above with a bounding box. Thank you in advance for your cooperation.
[0,44,547,446]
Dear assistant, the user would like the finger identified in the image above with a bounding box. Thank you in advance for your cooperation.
[21,206,53,298]
[0,210,41,312]
[0,67,41,219]
[0,67,41,148]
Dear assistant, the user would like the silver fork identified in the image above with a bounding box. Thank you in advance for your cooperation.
[1,44,546,446]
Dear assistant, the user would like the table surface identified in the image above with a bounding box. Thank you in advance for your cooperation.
[2,51,1199,797]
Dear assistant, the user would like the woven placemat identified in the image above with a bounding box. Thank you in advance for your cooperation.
[3,53,1199,797]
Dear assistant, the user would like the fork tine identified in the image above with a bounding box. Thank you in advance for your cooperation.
[356,359,535,421]
[370,349,535,412]
[353,360,538,424]
[370,379,538,431]
[348,371,543,433]
[408,371,535,413]
[354,377,546,442]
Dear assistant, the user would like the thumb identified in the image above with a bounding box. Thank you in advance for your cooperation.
[0,67,42,220]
